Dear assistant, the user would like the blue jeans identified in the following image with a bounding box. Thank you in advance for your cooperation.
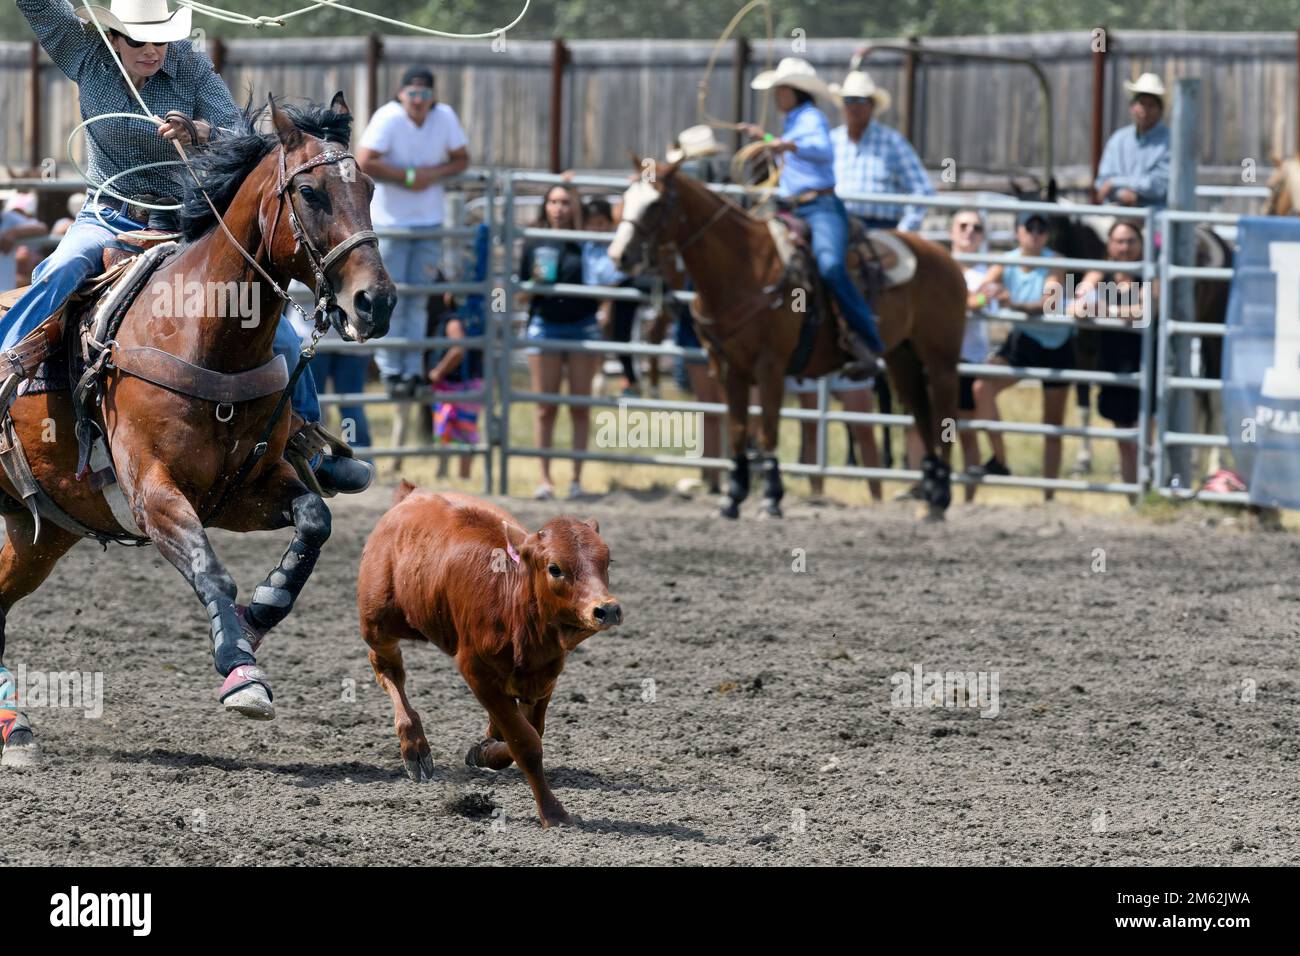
[308,350,371,448]
[273,318,320,424]
[1,202,142,352]
[376,235,442,380]
[794,194,884,353]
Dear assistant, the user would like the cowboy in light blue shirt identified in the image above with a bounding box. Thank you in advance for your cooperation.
[1095,73,1171,209]
[741,58,883,368]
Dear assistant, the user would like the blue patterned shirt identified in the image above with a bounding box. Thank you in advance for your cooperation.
[777,101,836,198]
[831,122,935,231]
[16,0,243,199]
[1094,122,1170,209]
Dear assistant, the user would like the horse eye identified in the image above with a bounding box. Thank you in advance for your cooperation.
[298,184,317,201]
[548,564,563,579]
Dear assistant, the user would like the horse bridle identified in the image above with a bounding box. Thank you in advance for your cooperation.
[269,146,379,329]
[628,176,735,263]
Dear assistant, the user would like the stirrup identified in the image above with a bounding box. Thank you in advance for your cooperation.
[285,419,356,498]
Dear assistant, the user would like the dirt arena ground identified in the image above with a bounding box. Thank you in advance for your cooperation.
[1,485,1297,866]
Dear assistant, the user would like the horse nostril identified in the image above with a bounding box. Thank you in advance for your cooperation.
[354,289,372,320]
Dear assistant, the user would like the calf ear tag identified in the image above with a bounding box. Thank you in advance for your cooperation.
[503,521,522,565]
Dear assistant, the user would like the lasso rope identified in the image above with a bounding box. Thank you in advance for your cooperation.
[693,0,780,197]
[69,0,530,329]
[175,0,530,41]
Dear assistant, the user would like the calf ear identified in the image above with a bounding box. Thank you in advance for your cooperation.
[583,517,600,534]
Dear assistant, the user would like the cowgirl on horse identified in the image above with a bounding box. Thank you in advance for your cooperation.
[3,0,371,495]
[739,57,884,371]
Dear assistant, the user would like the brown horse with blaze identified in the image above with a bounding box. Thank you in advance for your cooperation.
[0,93,394,766]
[358,481,622,827]
[608,160,967,520]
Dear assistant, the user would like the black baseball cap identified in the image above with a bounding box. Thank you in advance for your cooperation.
[1016,210,1049,229]
[400,67,435,88]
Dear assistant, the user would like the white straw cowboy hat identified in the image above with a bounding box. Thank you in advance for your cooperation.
[666,125,721,163]
[1124,72,1167,103]
[750,57,830,100]
[75,0,192,45]
[829,71,892,114]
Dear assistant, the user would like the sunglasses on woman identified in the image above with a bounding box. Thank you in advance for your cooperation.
[110,30,165,49]
[402,87,434,101]
[956,221,984,233]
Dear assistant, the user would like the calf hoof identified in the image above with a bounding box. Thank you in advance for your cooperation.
[465,739,512,772]
[219,665,276,721]
[403,748,435,783]
[1,728,41,768]
[923,502,946,523]
[540,807,573,829]
[762,498,782,518]
[718,497,740,519]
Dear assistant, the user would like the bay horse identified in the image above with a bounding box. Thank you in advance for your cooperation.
[608,160,967,519]
[0,94,394,765]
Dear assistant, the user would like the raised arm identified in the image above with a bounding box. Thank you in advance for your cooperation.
[16,0,97,82]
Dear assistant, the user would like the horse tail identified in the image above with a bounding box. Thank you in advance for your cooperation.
[393,479,419,506]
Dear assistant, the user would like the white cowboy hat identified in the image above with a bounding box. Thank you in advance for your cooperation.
[1124,72,1167,103]
[750,57,830,100]
[75,0,192,45]
[829,71,892,115]
[666,125,721,163]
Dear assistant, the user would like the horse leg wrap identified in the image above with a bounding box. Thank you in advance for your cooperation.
[921,455,953,511]
[723,454,750,507]
[207,599,254,676]
[246,493,330,633]
[761,455,784,504]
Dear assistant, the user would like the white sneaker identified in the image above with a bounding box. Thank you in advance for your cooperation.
[675,477,706,498]
[533,482,555,501]
[567,481,584,500]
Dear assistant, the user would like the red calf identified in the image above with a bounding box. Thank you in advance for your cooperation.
[357,482,623,827]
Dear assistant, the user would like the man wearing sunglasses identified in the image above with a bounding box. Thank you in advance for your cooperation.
[357,67,470,397]
[829,71,935,233]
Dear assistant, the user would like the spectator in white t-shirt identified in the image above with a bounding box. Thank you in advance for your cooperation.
[357,66,470,395]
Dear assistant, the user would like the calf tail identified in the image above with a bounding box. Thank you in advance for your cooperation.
[393,479,419,505]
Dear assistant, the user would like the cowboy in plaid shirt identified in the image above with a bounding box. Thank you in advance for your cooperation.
[829,71,934,232]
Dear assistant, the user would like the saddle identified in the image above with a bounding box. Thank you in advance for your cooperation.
[0,230,290,547]
[766,213,918,375]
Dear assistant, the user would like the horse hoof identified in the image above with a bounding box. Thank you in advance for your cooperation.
[1,728,41,768]
[718,497,740,519]
[219,665,276,720]
[763,499,783,518]
[924,503,947,523]
[404,750,435,782]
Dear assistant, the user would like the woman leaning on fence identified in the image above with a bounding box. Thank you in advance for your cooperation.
[518,184,602,501]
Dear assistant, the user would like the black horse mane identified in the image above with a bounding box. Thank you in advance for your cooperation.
[177,97,352,242]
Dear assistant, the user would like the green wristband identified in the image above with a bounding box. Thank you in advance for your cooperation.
[763,133,775,142]
[405,166,417,187]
